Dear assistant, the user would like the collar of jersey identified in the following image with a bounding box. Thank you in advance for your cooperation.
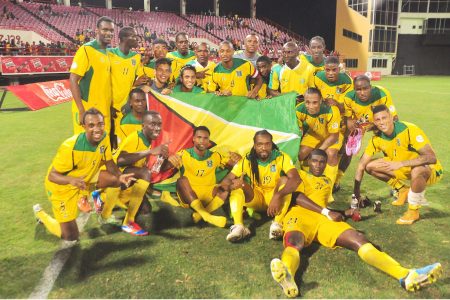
[187,147,212,160]
[121,113,141,125]
[108,47,138,59]
[74,132,106,152]
[138,130,151,147]
[85,40,106,54]
[256,150,281,166]
[379,121,407,141]
[305,54,325,67]
[354,86,381,106]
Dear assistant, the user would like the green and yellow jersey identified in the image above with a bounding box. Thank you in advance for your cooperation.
[185,59,216,91]
[231,150,295,192]
[108,47,144,111]
[314,71,353,105]
[166,50,196,79]
[343,85,397,128]
[300,54,325,75]
[114,130,150,169]
[208,58,258,96]
[296,103,341,140]
[176,148,227,187]
[115,113,142,146]
[172,84,204,93]
[268,61,314,95]
[142,58,178,83]
[296,169,332,208]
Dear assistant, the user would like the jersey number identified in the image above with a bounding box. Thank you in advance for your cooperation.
[122,68,129,75]
[262,175,271,185]
[286,217,298,225]
[196,169,205,176]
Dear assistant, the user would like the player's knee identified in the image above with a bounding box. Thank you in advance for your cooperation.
[326,149,339,165]
[411,165,431,181]
[283,231,304,251]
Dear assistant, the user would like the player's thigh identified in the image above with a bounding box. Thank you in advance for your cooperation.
[245,188,267,211]
[193,185,215,206]
[123,166,151,182]
[327,132,344,151]
[48,188,80,223]
[283,207,317,247]
[300,135,320,155]
[316,218,353,249]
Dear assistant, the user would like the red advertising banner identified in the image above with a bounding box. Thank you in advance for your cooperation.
[349,71,382,81]
[7,79,73,110]
[0,56,73,75]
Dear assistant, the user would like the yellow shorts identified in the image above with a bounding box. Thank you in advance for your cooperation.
[283,206,353,248]
[72,101,111,134]
[300,132,343,151]
[46,186,83,223]
[177,185,215,208]
[245,188,273,211]
[391,161,443,186]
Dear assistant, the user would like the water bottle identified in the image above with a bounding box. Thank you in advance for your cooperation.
[151,155,165,173]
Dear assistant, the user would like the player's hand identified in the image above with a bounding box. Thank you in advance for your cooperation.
[246,89,258,99]
[78,108,86,125]
[228,151,241,166]
[119,173,136,187]
[376,160,403,172]
[267,192,282,217]
[218,178,232,192]
[151,143,169,158]
[110,107,119,119]
[70,177,87,190]
[135,75,149,86]
[161,88,172,95]
[328,210,344,222]
[168,154,182,168]
[265,95,273,99]
[196,68,209,79]
[230,175,245,190]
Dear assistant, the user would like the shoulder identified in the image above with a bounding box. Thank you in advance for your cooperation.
[315,70,327,82]
[337,72,353,85]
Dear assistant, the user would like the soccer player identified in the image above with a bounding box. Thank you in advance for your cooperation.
[255,55,272,99]
[167,126,241,227]
[186,42,216,91]
[269,42,314,97]
[233,33,261,67]
[148,58,172,95]
[33,108,135,241]
[172,65,204,93]
[300,35,326,75]
[296,88,342,200]
[336,75,398,193]
[115,88,147,145]
[143,39,178,83]
[219,130,301,242]
[100,111,168,235]
[166,32,196,80]
[353,105,443,225]
[70,16,114,134]
[208,41,262,98]
[270,149,442,298]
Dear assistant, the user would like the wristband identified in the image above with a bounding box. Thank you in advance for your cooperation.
[321,208,332,220]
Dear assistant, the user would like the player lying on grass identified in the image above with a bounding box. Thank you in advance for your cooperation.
[270,149,442,298]
[34,108,135,241]
[99,111,168,236]
[219,130,301,242]
[353,104,443,225]
[166,126,241,228]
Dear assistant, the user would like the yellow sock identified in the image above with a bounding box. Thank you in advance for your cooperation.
[206,196,224,213]
[101,187,120,219]
[335,169,345,185]
[36,210,61,238]
[160,191,180,207]
[358,243,409,280]
[281,246,300,276]
[274,188,291,224]
[387,178,406,190]
[229,189,245,225]
[123,180,149,224]
[191,199,226,227]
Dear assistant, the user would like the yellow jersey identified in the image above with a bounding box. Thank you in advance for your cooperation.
[231,150,295,192]
[108,47,144,111]
[296,103,341,140]
[115,112,142,146]
[343,85,397,127]
[300,54,325,75]
[166,50,196,79]
[114,130,151,168]
[296,169,332,208]
[268,61,314,95]
[185,59,216,91]
[208,58,258,96]
[313,71,353,104]
[45,132,112,193]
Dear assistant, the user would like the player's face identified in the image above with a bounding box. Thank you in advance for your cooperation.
[325,63,339,82]
[354,80,371,102]
[254,134,273,161]
[309,39,325,60]
[130,93,147,114]
[124,29,139,49]
[308,154,327,176]
[282,45,298,63]
[155,63,171,84]
[304,93,322,115]
[153,43,168,59]
[256,61,270,77]
[193,130,210,152]
[83,114,105,145]
[219,44,234,63]
[373,110,394,135]
[176,34,189,55]
[142,114,162,141]
[195,44,210,64]
[96,21,114,46]
[245,35,259,54]
[181,69,196,90]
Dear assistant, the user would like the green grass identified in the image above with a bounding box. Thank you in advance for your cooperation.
[0,76,449,298]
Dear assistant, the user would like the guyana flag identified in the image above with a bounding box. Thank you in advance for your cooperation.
[147,91,301,188]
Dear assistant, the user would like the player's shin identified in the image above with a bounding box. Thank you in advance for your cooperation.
[123,179,149,224]
[101,187,121,220]
[205,195,225,213]
[229,189,245,225]
[282,246,300,277]
[357,243,409,280]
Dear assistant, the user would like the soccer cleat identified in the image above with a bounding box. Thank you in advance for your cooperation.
[396,209,420,225]
[91,190,103,214]
[346,128,363,156]
[269,221,283,240]
[226,224,251,242]
[121,221,149,236]
[77,195,92,213]
[392,188,409,206]
[270,258,299,298]
[98,214,122,226]
[33,204,43,224]
[400,263,442,292]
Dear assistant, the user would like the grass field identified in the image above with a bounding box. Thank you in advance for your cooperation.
[0,76,449,298]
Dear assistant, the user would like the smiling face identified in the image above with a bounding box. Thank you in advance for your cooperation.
[96,21,114,47]
[193,130,210,153]
[244,35,259,55]
[142,113,162,141]
[155,62,171,85]
[122,28,139,49]
[180,68,196,91]
[304,92,322,115]
[83,113,105,145]
[373,109,394,135]
[219,42,234,64]
[153,42,168,59]
[195,43,210,64]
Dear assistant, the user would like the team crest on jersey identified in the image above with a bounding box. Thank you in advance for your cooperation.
[236,71,242,77]
[207,160,213,168]
[323,178,330,185]
[99,146,105,154]
[131,59,136,66]
[336,87,342,94]
[319,118,324,124]
[270,164,276,172]
[396,138,401,146]
[300,79,305,84]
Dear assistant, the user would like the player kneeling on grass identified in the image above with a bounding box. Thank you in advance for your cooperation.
[34,108,135,241]
[270,149,442,298]
[353,104,443,225]
[99,110,169,236]
[219,130,301,242]
[166,126,241,228]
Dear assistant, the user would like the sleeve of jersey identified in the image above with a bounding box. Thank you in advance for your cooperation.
[208,72,218,92]
[343,96,353,118]
[327,106,341,133]
[230,158,245,177]
[281,153,296,173]
[136,55,144,77]
[364,137,378,156]
[52,141,74,174]
[249,62,258,79]
[268,67,279,90]
[70,46,89,77]
[409,125,431,151]
[103,138,113,161]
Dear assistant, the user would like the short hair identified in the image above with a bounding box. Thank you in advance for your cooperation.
[245,33,259,41]
[194,126,210,136]
[82,107,104,124]
[308,148,328,161]
[310,36,326,47]
[253,129,273,142]
[155,57,172,69]
[219,40,234,49]
[325,56,339,65]
[371,104,390,115]
[153,39,168,47]
[180,65,196,78]
[142,110,161,120]
[128,88,145,101]
[304,87,322,98]
[175,32,188,41]
[96,16,113,28]
[195,42,210,51]
[118,26,135,41]
[283,41,298,49]
[256,55,272,65]
[354,74,371,84]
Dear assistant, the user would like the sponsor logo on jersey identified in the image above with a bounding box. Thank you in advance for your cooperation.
[236,70,242,77]
[416,135,424,143]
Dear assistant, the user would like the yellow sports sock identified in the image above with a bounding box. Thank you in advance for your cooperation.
[387,178,406,190]
[36,210,61,238]
[274,187,291,224]
[324,164,339,186]
[358,243,409,280]
[281,246,300,277]
[101,187,121,219]
[160,191,180,207]
[229,189,245,225]
[123,180,149,224]
[408,204,420,210]
[190,199,226,227]
[335,169,345,185]
[206,195,224,213]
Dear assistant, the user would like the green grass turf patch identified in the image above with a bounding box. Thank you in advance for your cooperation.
[0,76,449,298]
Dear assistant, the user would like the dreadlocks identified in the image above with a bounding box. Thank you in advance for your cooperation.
[248,130,279,185]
